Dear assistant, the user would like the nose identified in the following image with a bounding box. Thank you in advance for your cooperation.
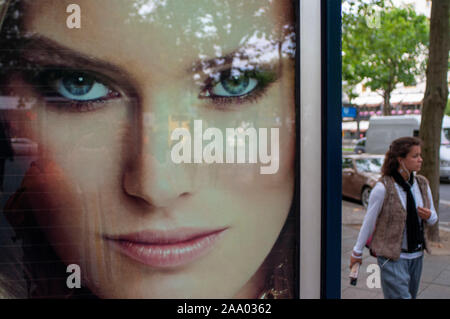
[123,153,192,208]
[122,95,193,209]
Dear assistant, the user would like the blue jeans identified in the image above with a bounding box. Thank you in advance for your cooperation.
[377,255,423,299]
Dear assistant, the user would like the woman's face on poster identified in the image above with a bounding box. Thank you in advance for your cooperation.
[4,0,296,298]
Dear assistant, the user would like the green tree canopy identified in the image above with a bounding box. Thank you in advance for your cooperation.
[343,0,429,114]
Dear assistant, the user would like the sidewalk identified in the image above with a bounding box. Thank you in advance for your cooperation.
[341,199,450,299]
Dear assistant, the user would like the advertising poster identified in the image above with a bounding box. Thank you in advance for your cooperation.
[0,0,341,301]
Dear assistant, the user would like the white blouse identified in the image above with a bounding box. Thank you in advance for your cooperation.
[353,176,438,260]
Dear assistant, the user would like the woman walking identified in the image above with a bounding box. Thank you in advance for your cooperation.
[350,136,438,299]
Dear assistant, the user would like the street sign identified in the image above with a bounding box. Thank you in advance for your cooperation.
[342,106,357,118]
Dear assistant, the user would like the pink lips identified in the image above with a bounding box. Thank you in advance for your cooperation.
[104,228,227,268]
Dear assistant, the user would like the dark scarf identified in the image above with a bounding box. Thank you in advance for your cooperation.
[392,171,424,252]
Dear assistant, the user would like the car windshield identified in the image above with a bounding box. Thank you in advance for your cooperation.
[355,158,383,173]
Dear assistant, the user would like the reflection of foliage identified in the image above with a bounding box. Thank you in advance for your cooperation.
[1,0,296,86]
[342,0,429,112]
[131,0,168,20]
[0,0,296,119]
[127,0,294,62]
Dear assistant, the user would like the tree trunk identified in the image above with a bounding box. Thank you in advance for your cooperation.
[382,90,391,116]
[419,0,450,243]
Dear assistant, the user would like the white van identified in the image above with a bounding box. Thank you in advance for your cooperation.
[365,115,450,180]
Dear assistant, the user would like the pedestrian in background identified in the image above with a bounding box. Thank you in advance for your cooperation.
[350,136,438,299]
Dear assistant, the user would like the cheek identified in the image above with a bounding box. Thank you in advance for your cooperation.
[197,83,295,189]
[37,101,128,183]
[198,123,295,198]
[15,103,129,237]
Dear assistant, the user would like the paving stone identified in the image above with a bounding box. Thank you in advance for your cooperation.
[432,270,450,286]
[342,286,382,299]
[418,284,450,299]
[421,256,449,283]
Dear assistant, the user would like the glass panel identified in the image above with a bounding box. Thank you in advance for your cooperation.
[0,0,297,298]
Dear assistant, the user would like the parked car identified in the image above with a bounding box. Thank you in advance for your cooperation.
[11,137,38,156]
[342,154,384,208]
[354,137,366,154]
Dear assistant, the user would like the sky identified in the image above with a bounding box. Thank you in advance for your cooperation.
[391,0,431,17]
[342,0,431,17]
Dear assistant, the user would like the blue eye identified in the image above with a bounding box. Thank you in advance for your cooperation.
[199,68,278,107]
[211,71,259,97]
[54,72,110,101]
[28,69,121,112]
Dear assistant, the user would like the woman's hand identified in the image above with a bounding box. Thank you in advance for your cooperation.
[349,251,362,269]
[417,207,431,220]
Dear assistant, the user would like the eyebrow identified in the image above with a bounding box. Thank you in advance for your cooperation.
[18,34,283,84]
[189,43,283,74]
[190,52,247,72]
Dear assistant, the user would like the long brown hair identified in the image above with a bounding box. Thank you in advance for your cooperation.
[381,136,422,176]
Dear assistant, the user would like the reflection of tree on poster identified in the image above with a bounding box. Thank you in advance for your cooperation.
[0,0,298,299]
